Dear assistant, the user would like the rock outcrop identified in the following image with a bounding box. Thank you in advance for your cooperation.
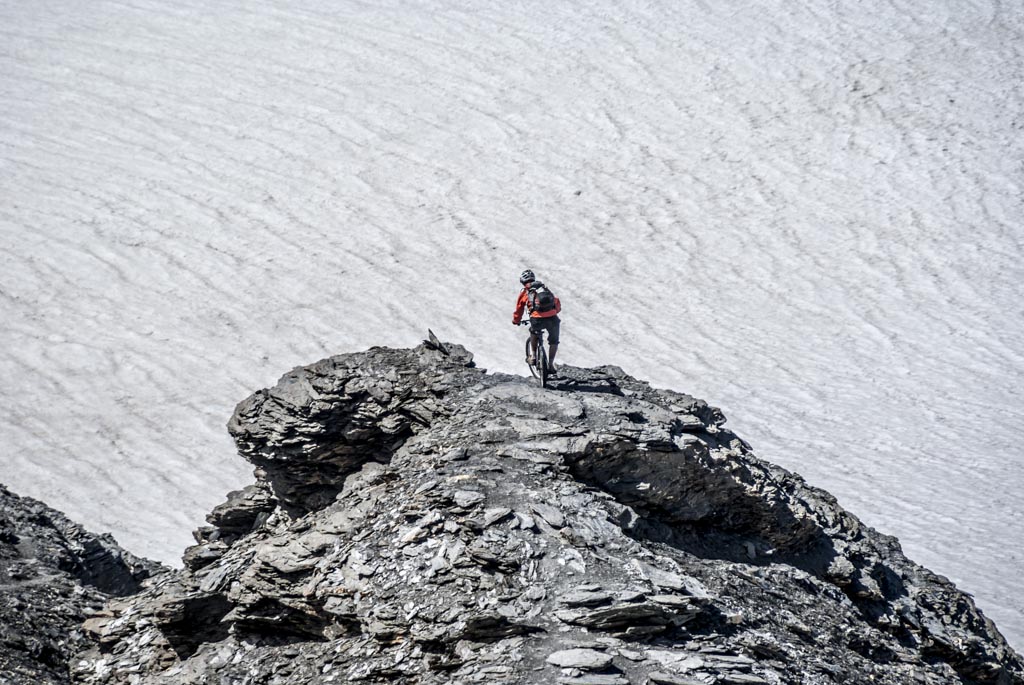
[0,484,164,684]
[70,341,1024,684]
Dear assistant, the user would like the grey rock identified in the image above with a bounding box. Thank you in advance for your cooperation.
[481,507,513,527]
[559,675,629,685]
[0,484,165,685]
[557,600,698,637]
[514,511,537,530]
[58,343,1024,685]
[648,673,704,685]
[703,653,754,669]
[530,502,566,528]
[523,585,547,602]
[205,484,276,542]
[631,560,708,598]
[560,589,614,608]
[546,648,615,670]
[454,489,487,508]
[721,675,769,684]
[453,614,542,642]
[644,649,705,672]
[181,540,227,570]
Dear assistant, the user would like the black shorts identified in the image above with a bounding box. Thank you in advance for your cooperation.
[529,316,560,345]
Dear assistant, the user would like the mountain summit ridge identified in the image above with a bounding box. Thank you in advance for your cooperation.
[70,341,1023,684]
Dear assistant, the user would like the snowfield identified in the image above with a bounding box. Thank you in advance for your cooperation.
[2,0,1021,649]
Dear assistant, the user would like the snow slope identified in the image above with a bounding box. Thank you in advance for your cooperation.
[1,0,1021,648]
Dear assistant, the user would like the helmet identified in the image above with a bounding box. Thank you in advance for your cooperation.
[519,269,535,285]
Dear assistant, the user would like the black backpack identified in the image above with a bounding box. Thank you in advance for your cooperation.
[528,282,557,313]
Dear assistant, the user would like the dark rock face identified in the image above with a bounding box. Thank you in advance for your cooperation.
[71,342,1024,684]
[0,484,164,685]
[226,344,479,514]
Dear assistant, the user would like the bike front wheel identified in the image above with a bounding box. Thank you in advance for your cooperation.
[525,335,540,381]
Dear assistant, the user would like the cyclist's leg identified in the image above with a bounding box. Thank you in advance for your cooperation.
[527,319,540,362]
[547,317,560,368]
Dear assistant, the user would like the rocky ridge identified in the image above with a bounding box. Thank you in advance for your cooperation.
[0,484,163,684]
[72,341,1023,684]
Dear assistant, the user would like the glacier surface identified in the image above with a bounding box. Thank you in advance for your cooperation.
[1,0,1021,648]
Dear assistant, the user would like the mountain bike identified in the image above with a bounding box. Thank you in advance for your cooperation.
[519,321,551,388]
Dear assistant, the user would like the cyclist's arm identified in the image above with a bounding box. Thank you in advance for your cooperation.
[512,290,528,324]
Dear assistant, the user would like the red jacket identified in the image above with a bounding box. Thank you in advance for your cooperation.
[513,287,561,324]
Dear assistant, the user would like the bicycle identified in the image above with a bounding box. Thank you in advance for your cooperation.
[519,321,552,387]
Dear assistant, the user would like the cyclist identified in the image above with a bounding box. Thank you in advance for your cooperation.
[512,269,562,372]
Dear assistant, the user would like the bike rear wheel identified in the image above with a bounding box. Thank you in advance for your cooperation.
[537,342,549,388]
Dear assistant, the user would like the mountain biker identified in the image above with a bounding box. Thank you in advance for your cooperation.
[512,269,561,372]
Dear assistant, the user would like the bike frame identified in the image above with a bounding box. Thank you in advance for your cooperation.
[520,321,550,387]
